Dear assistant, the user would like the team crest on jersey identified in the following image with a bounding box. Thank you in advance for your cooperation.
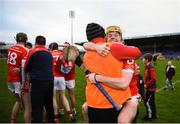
[127,59,134,65]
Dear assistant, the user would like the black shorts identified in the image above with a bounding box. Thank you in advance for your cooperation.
[88,106,121,123]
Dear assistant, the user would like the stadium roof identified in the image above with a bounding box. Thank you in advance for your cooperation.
[125,32,180,40]
[0,42,6,46]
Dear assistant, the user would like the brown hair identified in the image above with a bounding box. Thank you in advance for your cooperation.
[105,26,123,42]
[143,53,153,62]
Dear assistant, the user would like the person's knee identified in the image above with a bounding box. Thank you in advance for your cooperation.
[82,103,88,113]
[69,89,74,94]
[14,94,21,103]
[118,112,136,123]
[128,96,139,106]
[118,113,130,123]
[118,101,139,123]
[129,100,139,108]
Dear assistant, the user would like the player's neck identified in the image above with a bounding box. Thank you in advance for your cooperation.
[17,42,25,46]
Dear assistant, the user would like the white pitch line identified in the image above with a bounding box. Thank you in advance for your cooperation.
[156,80,180,93]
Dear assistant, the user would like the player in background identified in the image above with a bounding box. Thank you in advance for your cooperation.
[25,42,33,49]
[59,42,77,117]
[24,35,54,123]
[143,53,157,120]
[164,60,176,91]
[49,42,74,122]
[7,32,28,123]
[20,41,33,123]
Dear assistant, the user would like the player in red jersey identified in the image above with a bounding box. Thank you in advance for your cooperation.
[20,42,33,123]
[49,42,73,122]
[7,32,28,123]
[63,42,77,117]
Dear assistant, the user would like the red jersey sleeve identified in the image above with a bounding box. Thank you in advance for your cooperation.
[110,42,141,61]
[129,75,139,96]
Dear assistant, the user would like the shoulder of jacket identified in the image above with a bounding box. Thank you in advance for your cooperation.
[171,65,176,68]
[148,64,153,69]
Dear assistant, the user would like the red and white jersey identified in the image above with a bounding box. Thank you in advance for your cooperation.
[64,61,75,81]
[51,50,64,77]
[7,44,28,82]
[129,75,139,96]
[128,63,139,96]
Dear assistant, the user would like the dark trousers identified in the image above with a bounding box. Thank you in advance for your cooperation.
[31,80,54,123]
[88,106,120,123]
[144,90,156,119]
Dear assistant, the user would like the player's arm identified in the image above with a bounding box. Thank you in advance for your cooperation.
[24,50,33,73]
[110,43,142,60]
[21,48,28,82]
[83,42,110,56]
[88,69,133,90]
[87,58,136,89]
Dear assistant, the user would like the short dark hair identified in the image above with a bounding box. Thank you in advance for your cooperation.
[144,53,153,62]
[49,42,58,50]
[16,32,27,43]
[35,35,46,45]
[26,42,32,48]
[64,42,70,45]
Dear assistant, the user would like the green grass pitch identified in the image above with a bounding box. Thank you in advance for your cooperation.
[0,58,180,122]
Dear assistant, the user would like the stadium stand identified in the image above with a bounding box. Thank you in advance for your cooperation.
[124,32,180,59]
[1,32,180,59]
[0,42,10,58]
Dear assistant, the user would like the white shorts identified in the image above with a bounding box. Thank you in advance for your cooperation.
[65,80,75,89]
[54,77,66,91]
[7,82,21,94]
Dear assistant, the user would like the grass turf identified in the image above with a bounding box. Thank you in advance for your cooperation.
[0,58,180,122]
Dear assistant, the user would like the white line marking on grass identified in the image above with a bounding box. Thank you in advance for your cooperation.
[156,80,180,93]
